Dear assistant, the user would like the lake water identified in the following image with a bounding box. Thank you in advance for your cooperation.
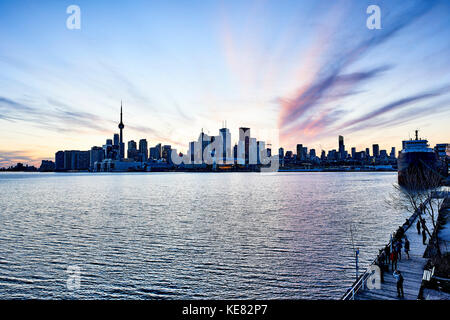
[0,172,408,299]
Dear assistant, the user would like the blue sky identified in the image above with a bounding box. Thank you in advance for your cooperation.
[0,0,449,166]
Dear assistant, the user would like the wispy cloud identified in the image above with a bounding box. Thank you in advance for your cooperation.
[338,85,450,130]
[278,1,438,143]
[0,96,112,134]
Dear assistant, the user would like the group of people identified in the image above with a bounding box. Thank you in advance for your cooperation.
[373,214,431,299]
[416,217,429,245]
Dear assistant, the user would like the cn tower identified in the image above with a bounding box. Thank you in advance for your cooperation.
[118,101,125,159]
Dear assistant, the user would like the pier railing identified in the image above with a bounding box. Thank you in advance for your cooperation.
[341,209,420,300]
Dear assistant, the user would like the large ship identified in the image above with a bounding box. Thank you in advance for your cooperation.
[397,130,441,186]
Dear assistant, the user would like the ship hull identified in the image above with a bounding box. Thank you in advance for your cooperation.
[397,151,440,186]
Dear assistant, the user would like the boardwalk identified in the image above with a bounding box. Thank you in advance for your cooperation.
[353,213,433,300]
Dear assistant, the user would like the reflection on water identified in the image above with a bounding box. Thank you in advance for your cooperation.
[0,172,407,299]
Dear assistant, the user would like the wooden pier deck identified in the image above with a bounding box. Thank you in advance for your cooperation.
[352,213,433,300]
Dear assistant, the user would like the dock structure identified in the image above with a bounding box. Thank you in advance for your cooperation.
[342,210,434,300]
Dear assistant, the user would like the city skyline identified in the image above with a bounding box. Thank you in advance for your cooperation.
[1,0,450,167]
[45,104,409,173]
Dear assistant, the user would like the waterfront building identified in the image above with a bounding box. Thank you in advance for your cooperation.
[162,145,171,162]
[127,140,139,161]
[302,147,308,159]
[139,139,148,162]
[63,150,89,171]
[188,142,195,163]
[55,151,64,171]
[351,147,356,159]
[239,127,250,164]
[113,133,119,146]
[327,149,337,161]
[219,126,231,164]
[39,160,55,172]
[320,150,326,161]
[296,144,303,161]
[380,150,388,159]
[90,146,104,171]
[257,141,265,165]
[150,145,161,160]
[354,151,365,161]
[310,149,316,158]
[249,138,257,165]
[338,135,345,159]
[365,148,370,158]
[278,147,284,159]
[390,147,396,159]
[372,144,380,158]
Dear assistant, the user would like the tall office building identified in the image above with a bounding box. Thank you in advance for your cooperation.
[90,146,104,171]
[257,141,265,164]
[219,126,231,163]
[155,143,162,160]
[127,140,139,160]
[118,102,125,159]
[390,147,396,159]
[139,139,148,162]
[149,146,160,160]
[296,144,303,161]
[372,144,380,158]
[278,147,284,159]
[310,149,316,158]
[55,151,65,171]
[63,150,89,170]
[239,127,250,164]
[351,147,356,159]
[113,133,119,146]
[338,135,345,159]
[162,145,171,162]
[365,148,370,157]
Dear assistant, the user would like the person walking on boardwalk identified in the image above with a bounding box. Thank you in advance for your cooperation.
[385,245,390,266]
[396,240,402,261]
[404,237,410,259]
[416,219,421,235]
[422,228,427,245]
[390,250,398,270]
[393,270,404,298]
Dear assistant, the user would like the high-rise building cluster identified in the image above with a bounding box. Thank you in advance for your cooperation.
[50,102,449,172]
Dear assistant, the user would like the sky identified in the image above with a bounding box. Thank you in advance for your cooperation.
[0,0,449,167]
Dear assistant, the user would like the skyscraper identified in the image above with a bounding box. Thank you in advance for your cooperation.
[338,135,345,159]
[372,144,380,158]
[127,140,138,160]
[118,101,125,159]
[55,151,64,171]
[239,127,250,164]
[139,139,148,162]
[162,145,171,162]
[390,147,396,159]
[90,146,104,171]
[296,144,303,161]
[113,133,119,146]
[219,126,231,163]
